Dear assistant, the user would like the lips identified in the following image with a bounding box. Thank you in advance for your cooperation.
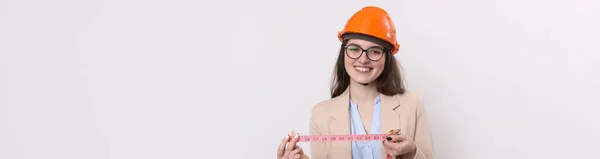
[354,66,372,73]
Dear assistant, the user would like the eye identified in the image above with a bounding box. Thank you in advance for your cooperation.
[368,48,384,54]
[346,46,361,52]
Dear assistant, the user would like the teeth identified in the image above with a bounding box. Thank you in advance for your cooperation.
[355,67,371,72]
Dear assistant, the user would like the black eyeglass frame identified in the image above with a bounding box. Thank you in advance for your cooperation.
[343,44,390,61]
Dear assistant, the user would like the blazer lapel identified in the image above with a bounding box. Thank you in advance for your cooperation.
[328,89,352,159]
[379,93,402,157]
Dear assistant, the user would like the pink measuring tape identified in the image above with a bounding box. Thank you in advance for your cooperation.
[286,133,395,159]
[292,134,389,142]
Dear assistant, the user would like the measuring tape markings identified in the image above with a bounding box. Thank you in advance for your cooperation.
[286,133,395,159]
[289,134,390,142]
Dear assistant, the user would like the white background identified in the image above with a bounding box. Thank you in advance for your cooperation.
[1,0,599,158]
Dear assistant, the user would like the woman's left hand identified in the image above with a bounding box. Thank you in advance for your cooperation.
[382,129,417,157]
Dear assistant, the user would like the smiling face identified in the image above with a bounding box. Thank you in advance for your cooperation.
[343,39,387,85]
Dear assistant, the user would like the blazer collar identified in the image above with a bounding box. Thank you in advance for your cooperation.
[329,88,402,120]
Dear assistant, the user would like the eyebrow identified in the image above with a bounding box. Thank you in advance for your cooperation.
[347,43,384,49]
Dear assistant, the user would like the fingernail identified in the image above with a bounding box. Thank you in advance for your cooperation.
[386,137,392,141]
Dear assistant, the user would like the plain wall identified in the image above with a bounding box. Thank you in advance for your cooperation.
[1,0,599,158]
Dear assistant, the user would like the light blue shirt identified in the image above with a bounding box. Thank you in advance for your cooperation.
[349,96,383,159]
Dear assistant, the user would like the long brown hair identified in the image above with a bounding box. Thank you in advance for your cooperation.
[330,39,406,98]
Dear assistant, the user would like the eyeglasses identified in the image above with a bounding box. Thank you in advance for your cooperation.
[344,44,387,61]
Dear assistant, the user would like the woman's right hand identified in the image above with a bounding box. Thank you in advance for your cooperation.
[277,132,309,159]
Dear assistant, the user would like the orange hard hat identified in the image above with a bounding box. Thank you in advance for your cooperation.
[338,6,400,54]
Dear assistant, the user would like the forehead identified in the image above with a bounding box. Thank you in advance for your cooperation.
[346,39,383,48]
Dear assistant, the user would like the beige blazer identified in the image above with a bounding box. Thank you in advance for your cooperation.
[308,89,434,159]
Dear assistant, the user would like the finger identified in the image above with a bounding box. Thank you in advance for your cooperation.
[385,128,401,143]
[277,135,290,158]
[294,146,304,154]
[386,135,408,142]
[382,140,401,155]
[383,138,395,147]
[382,142,397,156]
[388,128,401,135]
[293,154,301,159]
[285,131,299,154]
[289,147,302,159]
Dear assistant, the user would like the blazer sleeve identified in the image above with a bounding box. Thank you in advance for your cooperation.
[309,105,329,159]
[401,98,435,159]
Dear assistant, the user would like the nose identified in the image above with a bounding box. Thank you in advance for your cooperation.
[357,51,370,64]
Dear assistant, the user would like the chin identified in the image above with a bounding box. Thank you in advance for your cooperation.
[352,78,376,85]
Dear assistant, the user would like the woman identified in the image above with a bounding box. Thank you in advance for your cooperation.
[277,6,434,159]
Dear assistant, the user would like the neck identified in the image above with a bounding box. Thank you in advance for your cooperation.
[349,81,379,104]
